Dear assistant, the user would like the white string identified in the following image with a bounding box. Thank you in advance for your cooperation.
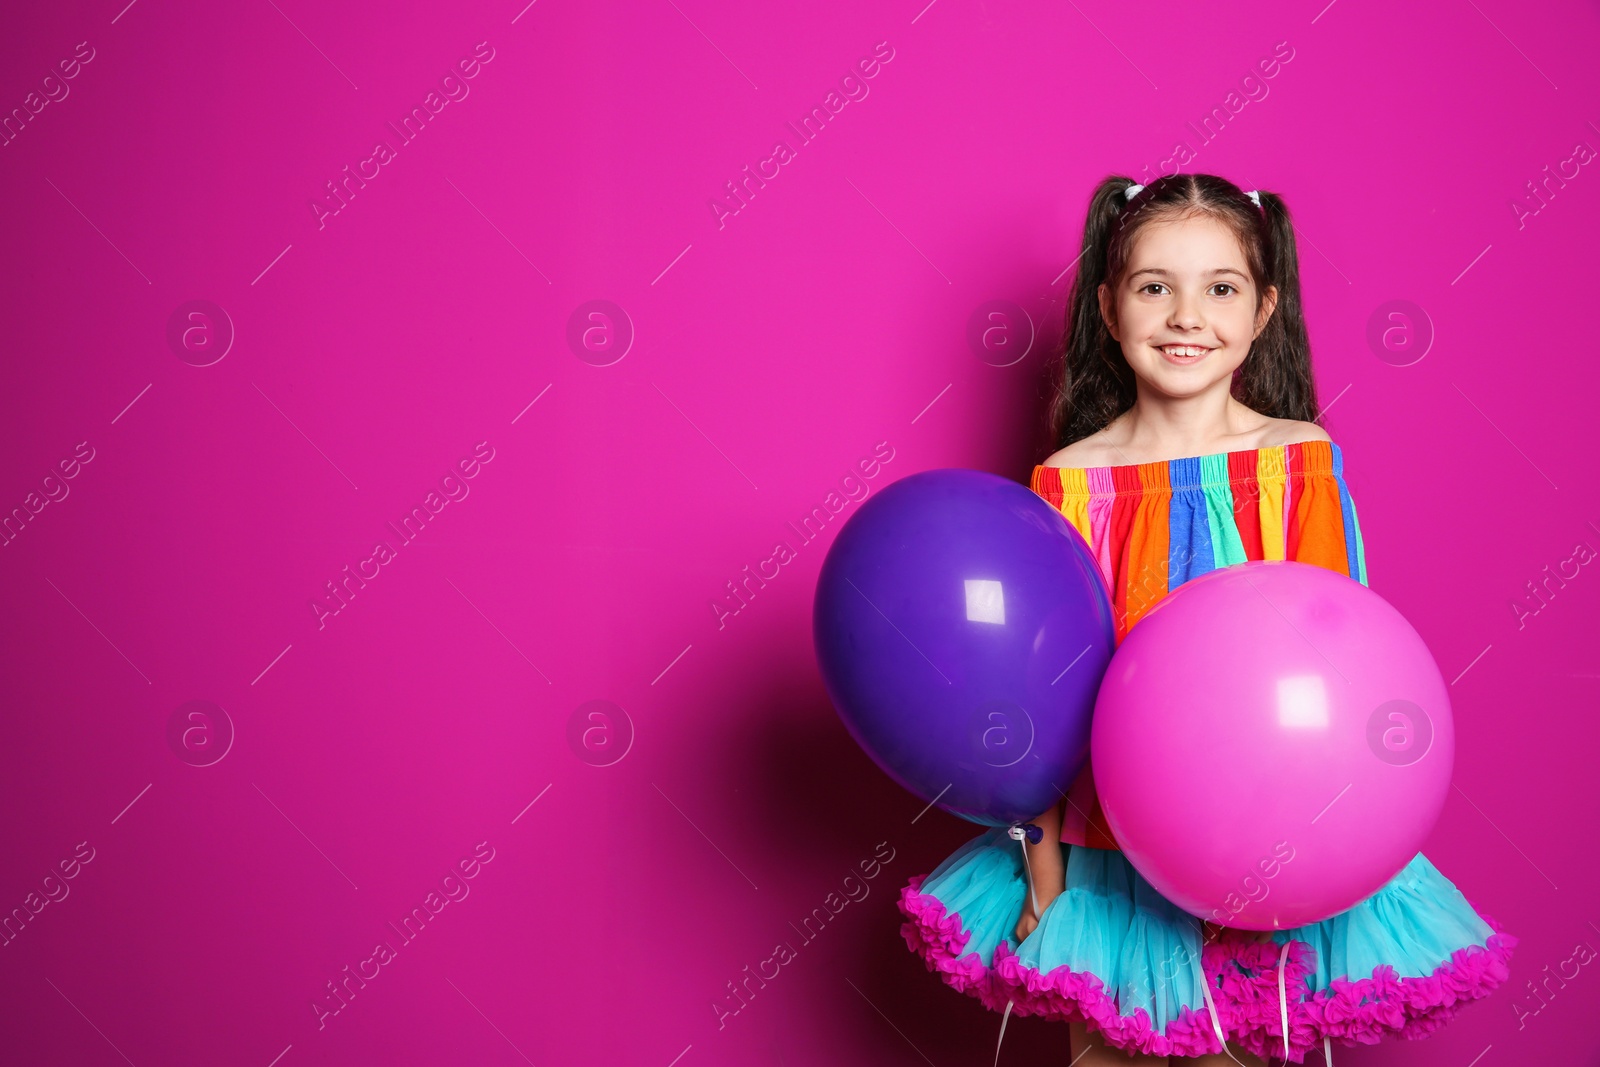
[1006,825,1042,923]
[1273,941,1336,1065]
[1276,940,1291,1064]
[1197,961,1251,1066]
[993,998,1015,1067]
[994,828,1036,1067]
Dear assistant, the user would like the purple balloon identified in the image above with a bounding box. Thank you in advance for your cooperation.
[813,469,1116,827]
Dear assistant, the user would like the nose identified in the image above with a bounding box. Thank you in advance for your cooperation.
[1168,289,1206,331]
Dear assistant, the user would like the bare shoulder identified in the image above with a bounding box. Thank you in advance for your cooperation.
[1040,436,1116,469]
[1261,418,1332,447]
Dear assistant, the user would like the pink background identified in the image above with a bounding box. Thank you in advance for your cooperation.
[1,1,1596,1063]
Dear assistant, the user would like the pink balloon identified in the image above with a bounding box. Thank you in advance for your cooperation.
[1090,560,1454,930]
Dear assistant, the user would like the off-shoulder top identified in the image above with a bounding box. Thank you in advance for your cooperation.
[1028,439,1369,849]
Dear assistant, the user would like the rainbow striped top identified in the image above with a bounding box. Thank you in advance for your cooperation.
[1028,438,1369,850]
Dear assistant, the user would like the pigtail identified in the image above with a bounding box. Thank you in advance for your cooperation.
[1230,190,1321,425]
[1047,177,1139,448]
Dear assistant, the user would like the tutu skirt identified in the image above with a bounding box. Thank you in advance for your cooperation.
[898,827,1517,1062]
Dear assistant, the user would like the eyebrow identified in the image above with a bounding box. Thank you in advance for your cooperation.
[1128,267,1249,281]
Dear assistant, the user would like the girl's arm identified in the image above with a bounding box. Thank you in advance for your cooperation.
[1014,798,1067,939]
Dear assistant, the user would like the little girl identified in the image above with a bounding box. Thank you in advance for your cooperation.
[897,173,1517,1065]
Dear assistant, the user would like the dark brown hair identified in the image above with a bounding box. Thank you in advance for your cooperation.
[1044,173,1320,452]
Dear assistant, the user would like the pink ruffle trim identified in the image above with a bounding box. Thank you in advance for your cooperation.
[898,874,1227,1056]
[1297,898,1518,1049]
[897,874,1011,1014]
[993,939,1226,1057]
[898,874,1518,1063]
[1203,931,1321,1061]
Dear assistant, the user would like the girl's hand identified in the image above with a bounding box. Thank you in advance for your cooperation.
[1013,890,1060,942]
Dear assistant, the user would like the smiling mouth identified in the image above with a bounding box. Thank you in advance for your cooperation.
[1156,344,1213,362]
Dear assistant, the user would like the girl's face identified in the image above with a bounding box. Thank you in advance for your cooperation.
[1097,212,1277,401]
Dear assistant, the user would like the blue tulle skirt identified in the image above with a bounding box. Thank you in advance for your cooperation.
[898,827,1516,1062]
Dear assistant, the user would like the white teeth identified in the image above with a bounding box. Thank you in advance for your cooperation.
[1160,345,1209,357]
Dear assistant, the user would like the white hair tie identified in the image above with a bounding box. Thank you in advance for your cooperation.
[1122,183,1262,208]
